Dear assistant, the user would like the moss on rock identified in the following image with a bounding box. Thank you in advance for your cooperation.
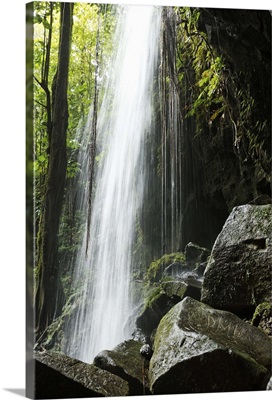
[93,339,149,395]
[146,252,186,283]
[35,350,129,397]
[149,297,271,394]
[252,302,272,336]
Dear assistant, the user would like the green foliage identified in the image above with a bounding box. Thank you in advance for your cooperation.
[33,2,118,267]
[59,210,85,254]
[33,1,116,183]
[176,8,225,129]
[175,7,270,166]
[66,159,80,179]
[33,1,59,220]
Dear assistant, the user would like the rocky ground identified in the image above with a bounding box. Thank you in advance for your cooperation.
[34,203,272,397]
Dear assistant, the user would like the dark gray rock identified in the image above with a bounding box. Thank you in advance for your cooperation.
[136,277,202,339]
[160,279,190,298]
[184,242,211,267]
[93,339,149,395]
[35,351,129,398]
[201,204,272,317]
[135,289,175,338]
[149,297,271,394]
[136,246,206,341]
[161,278,202,300]
[161,243,210,281]
[163,265,203,288]
[135,282,188,338]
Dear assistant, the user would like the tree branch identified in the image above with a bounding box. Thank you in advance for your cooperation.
[34,99,47,108]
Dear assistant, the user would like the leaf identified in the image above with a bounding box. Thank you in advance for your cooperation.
[210,107,224,121]
[38,154,46,162]
[42,19,51,30]
[34,15,43,24]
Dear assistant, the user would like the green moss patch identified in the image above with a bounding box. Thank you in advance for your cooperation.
[146,252,186,283]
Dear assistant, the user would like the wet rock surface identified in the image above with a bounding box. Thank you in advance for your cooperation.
[184,242,211,268]
[93,339,148,395]
[201,204,272,317]
[135,278,202,339]
[135,289,180,338]
[35,201,272,397]
[136,242,210,339]
[35,351,129,398]
[149,297,271,394]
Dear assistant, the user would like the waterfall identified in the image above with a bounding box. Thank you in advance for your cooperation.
[160,7,183,253]
[63,5,162,363]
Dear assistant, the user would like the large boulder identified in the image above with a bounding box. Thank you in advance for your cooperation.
[135,288,179,338]
[201,204,272,317]
[146,252,186,283]
[93,339,149,395]
[184,242,211,268]
[35,351,129,398]
[136,279,201,339]
[149,297,271,394]
[162,243,210,280]
[136,244,210,339]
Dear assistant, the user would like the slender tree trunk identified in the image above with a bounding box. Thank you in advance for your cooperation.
[35,2,74,337]
[86,14,100,253]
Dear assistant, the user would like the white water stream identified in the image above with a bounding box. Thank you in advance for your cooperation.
[64,5,161,363]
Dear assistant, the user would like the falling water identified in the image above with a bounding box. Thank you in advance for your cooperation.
[160,7,183,254]
[63,5,161,363]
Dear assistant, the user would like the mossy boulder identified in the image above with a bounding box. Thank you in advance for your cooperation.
[146,252,186,283]
[201,204,272,317]
[161,280,191,298]
[93,339,149,395]
[35,351,129,397]
[135,277,202,339]
[149,297,271,394]
[135,287,179,339]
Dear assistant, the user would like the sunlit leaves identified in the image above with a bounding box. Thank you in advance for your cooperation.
[33,2,115,184]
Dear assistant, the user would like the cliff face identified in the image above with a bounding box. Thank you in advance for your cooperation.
[177,8,271,250]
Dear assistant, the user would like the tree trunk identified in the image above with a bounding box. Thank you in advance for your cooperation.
[86,14,100,254]
[35,2,74,337]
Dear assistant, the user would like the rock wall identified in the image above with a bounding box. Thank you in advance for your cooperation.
[177,8,271,250]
